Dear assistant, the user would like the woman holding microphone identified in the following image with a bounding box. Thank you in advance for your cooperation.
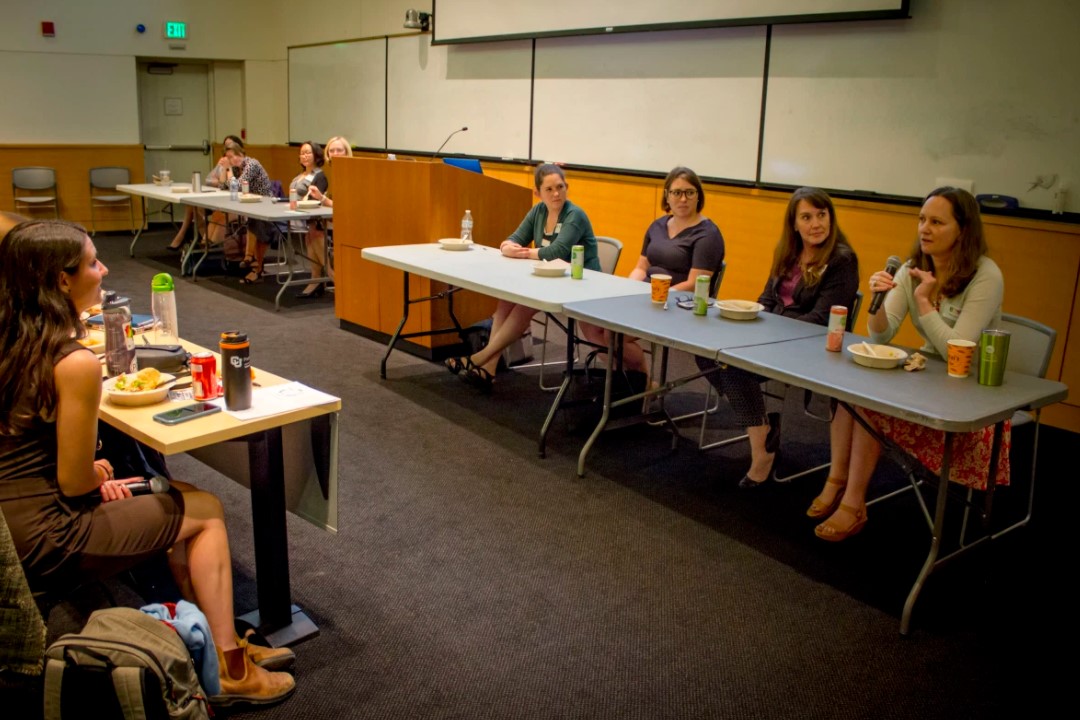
[811,187,1007,541]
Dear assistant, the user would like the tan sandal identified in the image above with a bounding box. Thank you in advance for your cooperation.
[814,503,867,542]
[806,477,846,519]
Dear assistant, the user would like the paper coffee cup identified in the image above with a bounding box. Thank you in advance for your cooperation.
[650,274,672,304]
[946,338,976,378]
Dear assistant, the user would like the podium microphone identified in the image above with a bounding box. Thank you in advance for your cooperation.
[434,126,468,157]
[93,476,171,499]
[868,255,903,314]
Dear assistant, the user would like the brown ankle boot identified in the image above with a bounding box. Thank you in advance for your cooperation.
[239,636,296,671]
[212,646,295,707]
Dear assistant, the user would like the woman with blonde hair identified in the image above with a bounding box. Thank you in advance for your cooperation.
[301,136,352,296]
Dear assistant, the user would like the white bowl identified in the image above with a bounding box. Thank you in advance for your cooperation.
[77,329,106,355]
[716,299,764,320]
[532,260,569,277]
[239,194,262,203]
[847,343,908,369]
[295,199,321,209]
[170,185,191,193]
[438,238,473,251]
[104,372,176,406]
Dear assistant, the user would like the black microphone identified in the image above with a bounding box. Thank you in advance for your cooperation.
[93,476,171,499]
[434,126,468,157]
[868,255,903,315]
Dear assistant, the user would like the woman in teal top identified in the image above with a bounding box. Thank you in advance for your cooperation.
[446,164,599,389]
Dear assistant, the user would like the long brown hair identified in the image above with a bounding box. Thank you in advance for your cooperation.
[0,220,88,433]
[769,187,850,287]
[909,186,986,298]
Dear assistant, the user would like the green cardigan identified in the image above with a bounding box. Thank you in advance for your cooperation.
[506,199,601,271]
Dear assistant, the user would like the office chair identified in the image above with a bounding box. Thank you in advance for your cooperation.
[532,236,624,390]
[89,167,136,236]
[12,166,59,218]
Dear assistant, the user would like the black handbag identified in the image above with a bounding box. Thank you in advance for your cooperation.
[134,345,190,375]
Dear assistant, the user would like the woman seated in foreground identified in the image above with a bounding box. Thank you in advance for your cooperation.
[302,135,353,294]
[811,186,1007,541]
[444,163,601,390]
[696,187,860,489]
[0,221,295,707]
[580,166,724,376]
[166,134,244,251]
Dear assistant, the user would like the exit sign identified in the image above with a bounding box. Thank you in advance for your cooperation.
[163,21,187,40]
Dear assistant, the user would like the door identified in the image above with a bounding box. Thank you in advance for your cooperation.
[137,61,212,222]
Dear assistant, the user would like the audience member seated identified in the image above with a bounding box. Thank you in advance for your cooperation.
[287,141,329,298]
[166,134,244,251]
[580,166,724,376]
[304,135,352,292]
[812,187,1007,541]
[221,146,276,285]
[444,164,600,390]
[0,220,295,707]
[696,187,860,489]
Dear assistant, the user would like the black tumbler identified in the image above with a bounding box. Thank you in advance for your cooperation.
[219,331,252,410]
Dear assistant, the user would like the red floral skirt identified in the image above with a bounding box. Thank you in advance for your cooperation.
[862,409,1011,490]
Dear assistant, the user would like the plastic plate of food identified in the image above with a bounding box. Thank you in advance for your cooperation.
[296,199,321,209]
[438,238,473,251]
[847,342,908,369]
[103,369,176,406]
[238,193,262,203]
[532,259,569,277]
[716,299,764,320]
[170,185,191,193]
[77,329,106,355]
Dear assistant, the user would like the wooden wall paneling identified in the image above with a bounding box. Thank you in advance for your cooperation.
[1,145,145,231]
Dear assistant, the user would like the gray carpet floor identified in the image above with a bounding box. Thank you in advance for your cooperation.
[8,229,1067,718]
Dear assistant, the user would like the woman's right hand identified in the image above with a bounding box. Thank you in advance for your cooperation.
[308,186,323,201]
[98,478,135,503]
[867,270,897,313]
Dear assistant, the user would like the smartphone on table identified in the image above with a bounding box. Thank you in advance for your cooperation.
[152,402,222,425]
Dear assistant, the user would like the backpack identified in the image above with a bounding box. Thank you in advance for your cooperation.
[43,607,210,720]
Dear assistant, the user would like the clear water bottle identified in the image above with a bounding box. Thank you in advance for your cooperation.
[151,272,180,345]
[102,292,137,377]
[229,176,239,201]
[460,209,473,241]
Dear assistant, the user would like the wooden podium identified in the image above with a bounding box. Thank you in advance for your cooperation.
[332,158,533,356]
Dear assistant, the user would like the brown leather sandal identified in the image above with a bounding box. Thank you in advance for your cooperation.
[806,477,847,519]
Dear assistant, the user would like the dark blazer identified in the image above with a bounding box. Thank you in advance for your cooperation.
[757,243,859,326]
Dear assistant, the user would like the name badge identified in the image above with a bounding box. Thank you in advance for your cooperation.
[554,223,562,235]
[941,303,961,322]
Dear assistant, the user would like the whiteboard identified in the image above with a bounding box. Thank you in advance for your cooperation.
[386,35,532,159]
[532,27,766,181]
[289,39,386,148]
[761,0,1080,208]
[434,0,907,43]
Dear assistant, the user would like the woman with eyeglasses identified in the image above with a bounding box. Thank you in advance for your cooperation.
[286,141,329,298]
[580,166,724,376]
[695,187,859,489]
[444,164,600,390]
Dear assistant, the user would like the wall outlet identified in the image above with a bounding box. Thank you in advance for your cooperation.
[935,177,975,193]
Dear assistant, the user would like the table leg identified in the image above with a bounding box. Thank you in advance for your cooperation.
[577,330,617,477]
[237,426,319,647]
[900,430,953,635]
[128,196,147,257]
[381,272,412,379]
[539,318,576,458]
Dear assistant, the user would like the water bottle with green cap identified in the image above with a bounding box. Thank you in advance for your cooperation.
[150,272,180,345]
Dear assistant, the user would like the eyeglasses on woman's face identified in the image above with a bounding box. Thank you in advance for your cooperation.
[667,188,698,200]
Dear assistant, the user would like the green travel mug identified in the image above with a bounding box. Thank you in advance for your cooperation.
[977,329,1010,386]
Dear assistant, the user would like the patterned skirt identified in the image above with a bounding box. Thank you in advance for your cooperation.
[862,409,1011,490]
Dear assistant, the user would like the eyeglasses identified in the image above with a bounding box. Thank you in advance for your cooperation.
[667,188,698,200]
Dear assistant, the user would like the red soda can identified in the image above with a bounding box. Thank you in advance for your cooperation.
[191,352,219,400]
